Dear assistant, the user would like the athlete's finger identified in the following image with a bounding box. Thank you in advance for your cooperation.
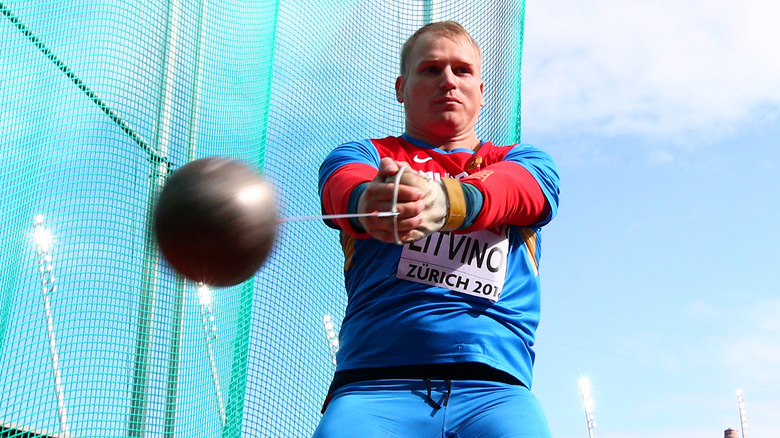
[377,157,401,179]
[395,171,430,191]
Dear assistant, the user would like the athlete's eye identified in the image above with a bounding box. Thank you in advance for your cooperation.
[454,66,472,75]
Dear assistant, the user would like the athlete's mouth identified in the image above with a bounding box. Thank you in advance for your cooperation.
[434,96,461,104]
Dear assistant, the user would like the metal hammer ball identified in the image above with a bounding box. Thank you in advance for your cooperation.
[153,157,277,286]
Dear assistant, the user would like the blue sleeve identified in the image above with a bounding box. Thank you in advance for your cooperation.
[317,139,381,197]
[504,144,560,226]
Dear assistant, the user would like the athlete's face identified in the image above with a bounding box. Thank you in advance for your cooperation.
[396,33,485,142]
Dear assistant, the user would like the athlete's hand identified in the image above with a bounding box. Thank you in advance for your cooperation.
[357,158,426,243]
[392,170,449,243]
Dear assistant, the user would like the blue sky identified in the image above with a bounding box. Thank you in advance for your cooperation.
[519,1,780,437]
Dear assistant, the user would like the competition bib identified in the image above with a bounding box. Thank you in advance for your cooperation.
[396,229,509,302]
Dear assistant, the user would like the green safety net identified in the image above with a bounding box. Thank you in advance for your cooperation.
[0,1,525,436]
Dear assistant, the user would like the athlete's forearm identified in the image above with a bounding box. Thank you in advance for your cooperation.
[460,160,550,231]
[320,163,376,235]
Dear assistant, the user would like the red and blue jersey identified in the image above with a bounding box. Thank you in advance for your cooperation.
[318,134,559,389]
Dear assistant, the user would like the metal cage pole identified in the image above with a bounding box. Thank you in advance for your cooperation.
[128,0,184,434]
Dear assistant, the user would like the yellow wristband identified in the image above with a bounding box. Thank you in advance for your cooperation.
[440,177,467,231]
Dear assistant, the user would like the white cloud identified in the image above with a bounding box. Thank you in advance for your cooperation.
[522,0,780,146]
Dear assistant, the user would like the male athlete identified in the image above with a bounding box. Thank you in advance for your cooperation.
[315,21,559,437]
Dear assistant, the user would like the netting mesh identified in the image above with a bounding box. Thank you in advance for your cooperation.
[0,1,525,436]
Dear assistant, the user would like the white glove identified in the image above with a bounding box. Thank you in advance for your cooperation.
[390,170,467,244]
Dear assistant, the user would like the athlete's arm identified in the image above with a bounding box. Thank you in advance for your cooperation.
[319,142,425,240]
[459,145,560,231]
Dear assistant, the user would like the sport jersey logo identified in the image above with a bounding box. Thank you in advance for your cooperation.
[413,155,433,163]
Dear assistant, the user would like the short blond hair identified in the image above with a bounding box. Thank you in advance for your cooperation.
[399,21,482,77]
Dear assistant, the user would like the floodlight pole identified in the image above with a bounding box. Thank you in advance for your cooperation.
[583,410,595,438]
[197,284,227,426]
[579,378,596,438]
[322,315,340,369]
[33,216,70,437]
[736,389,749,438]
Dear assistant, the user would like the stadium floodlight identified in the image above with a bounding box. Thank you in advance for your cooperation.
[736,389,749,438]
[197,282,213,307]
[579,378,596,438]
[33,215,53,252]
[32,215,70,437]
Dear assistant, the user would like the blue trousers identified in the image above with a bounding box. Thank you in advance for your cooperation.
[313,379,551,438]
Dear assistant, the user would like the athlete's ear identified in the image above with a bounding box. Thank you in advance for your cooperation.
[479,81,485,107]
[395,76,405,103]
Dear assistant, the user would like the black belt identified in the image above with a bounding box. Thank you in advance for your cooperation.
[321,363,525,413]
[328,362,524,396]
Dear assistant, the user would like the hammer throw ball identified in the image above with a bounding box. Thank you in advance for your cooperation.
[153,157,277,286]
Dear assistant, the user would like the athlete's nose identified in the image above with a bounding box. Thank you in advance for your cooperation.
[439,67,457,91]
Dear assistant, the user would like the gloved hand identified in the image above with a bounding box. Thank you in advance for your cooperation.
[356,158,467,244]
[356,159,425,243]
[390,170,467,244]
